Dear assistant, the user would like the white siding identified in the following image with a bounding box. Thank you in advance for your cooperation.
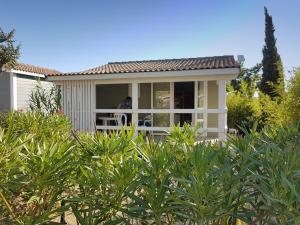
[16,76,53,111]
[0,71,11,111]
[58,80,95,132]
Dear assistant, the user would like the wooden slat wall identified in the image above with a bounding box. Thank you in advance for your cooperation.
[59,80,95,132]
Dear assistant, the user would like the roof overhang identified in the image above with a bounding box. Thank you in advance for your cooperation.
[47,68,240,81]
[11,69,46,78]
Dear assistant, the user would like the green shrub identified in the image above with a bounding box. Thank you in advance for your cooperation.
[68,129,139,224]
[227,125,300,224]
[0,112,75,224]
[227,86,287,132]
[0,112,299,224]
[286,68,300,123]
[259,92,286,128]
[0,111,71,139]
[227,91,262,132]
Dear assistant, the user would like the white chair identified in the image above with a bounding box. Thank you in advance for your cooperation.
[114,113,127,126]
[228,128,238,136]
[143,115,153,126]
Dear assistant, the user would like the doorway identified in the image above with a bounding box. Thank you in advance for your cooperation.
[174,82,194,126]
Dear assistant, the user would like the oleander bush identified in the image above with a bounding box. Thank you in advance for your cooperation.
[28,82,62,116]
[0,112,299,224]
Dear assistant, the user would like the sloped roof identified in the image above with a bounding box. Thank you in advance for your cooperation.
[50,55,240,76]
[14,63,61,76]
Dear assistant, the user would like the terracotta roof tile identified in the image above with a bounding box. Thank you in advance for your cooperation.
[14,63,61,76]
[50,55,240,76]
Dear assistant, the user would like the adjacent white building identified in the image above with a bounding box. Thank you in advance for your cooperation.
[0,63,59,111]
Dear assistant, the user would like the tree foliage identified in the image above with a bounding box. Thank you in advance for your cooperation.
[285,68,300,123]
[231,63,262,98]
[228,66,300,133]
[260,7,285,99]
[0,28,20,70]
[227,7,296,133]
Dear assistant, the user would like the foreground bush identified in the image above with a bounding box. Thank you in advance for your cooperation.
[0,112,74,224]
[0,111,71,139]
[0,112,299,224]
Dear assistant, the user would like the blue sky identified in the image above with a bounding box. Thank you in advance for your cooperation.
[1,0,299,78]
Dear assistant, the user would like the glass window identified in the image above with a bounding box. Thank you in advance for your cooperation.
[153,114,170,127]
[138,113,152,127]
[174,82,194,109]
[174,113,192,127]
[207,81,218,109]
[198,81,204,108]
[153,83,170,109]
[138,83,151,109]
[96,84,130,109]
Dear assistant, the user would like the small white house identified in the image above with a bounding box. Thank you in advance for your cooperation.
[0,63,59,111]
[48,55,240,140]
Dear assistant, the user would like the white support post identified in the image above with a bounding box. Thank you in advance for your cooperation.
[203,81,208,137]
[150,83,153,127]
[132,82,139,136]
[170,82,174,126]
[91,81,96,132]
[193,81,198,127]
[218,80,227,140]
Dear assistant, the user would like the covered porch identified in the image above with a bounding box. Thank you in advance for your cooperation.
[48,55,240,140]
[94,79,227,139]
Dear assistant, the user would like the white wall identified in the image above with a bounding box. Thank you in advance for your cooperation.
[207,80,219,128]
[58,80,95,132]
[16,75,53,111]
[0,71,11,111]
[207,80,218,109]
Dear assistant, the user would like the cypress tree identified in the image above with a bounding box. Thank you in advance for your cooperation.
[261,7,284,99]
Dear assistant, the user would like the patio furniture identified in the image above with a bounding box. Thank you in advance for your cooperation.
[139,114,153,127]
[113,113,127,126]
[98,116,117,126]
[98,113,127,127]
[144,115,153,127]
